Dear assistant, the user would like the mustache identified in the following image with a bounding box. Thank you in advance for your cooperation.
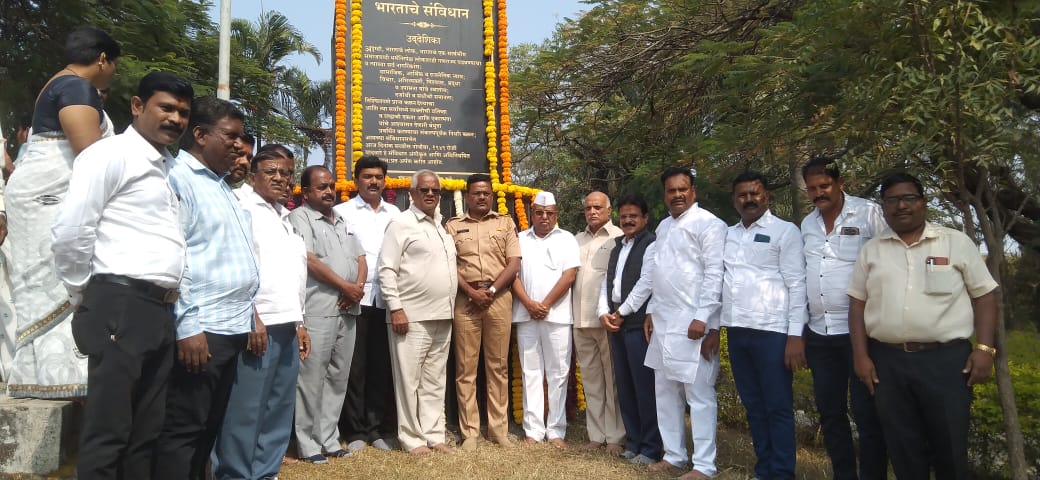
[742,202,759,209]
[622,222,636,228]
[813,196,828,203]
[160,124,184,135]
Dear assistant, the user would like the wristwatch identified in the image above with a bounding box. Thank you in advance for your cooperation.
[975,343,997,356]
[488,285,497,295]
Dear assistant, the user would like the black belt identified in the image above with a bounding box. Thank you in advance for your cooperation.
[92,274,180,304]
[870,338,959,353]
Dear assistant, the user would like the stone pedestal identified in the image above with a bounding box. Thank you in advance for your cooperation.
[0,387,80,476]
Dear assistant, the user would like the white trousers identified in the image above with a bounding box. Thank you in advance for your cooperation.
[516,320,572,441]
[655,356,720,475]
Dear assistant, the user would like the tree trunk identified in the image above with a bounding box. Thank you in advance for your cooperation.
[971,182,1028,480]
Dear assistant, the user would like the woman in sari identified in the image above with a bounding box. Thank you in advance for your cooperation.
[4,27,120,398]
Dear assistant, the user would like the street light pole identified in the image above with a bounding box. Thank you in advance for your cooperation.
[217,0,232,100]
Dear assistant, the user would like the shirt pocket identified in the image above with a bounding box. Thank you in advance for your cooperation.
[924,263,958,295]
[836,232,863,261]
[745,241,776,265]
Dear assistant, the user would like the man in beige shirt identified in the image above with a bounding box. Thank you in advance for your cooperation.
[379,169,458,455]
[446,173,521,450]
[847,173,998,480]
[572,191,626,454]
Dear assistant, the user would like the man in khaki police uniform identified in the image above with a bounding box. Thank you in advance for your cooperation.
[446,173,521,450]
[572,191,626,454]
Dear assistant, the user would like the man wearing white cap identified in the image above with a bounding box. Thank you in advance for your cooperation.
[511,191,580,447]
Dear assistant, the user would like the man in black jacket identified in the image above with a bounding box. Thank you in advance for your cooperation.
[597,194,662,465]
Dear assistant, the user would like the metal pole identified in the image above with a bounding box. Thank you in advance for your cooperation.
[217,0,232,100]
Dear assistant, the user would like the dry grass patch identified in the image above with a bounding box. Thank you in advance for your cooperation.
[280,419,831,480]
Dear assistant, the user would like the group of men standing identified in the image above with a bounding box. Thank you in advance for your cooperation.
[37,70,996,480]
[559,162,997,480]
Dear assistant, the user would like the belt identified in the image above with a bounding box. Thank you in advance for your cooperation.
[467,281,493,290]
[92,274,180,304]
[871,339,947,353]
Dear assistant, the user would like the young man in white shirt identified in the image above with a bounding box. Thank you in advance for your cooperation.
[800,158,887,479]
[720,171,807,480]
[333,154,401,452]
[51,71,193,479]
[511,191,580,448]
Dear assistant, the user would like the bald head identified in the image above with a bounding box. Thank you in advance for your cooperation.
[583,191,612,233]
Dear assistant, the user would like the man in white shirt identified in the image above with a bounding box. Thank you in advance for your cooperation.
[719,171,807,480]
[51,71,193,479]
[596,194,661,465]
[572,191,625,454]
[379,170,458,455]
[333,154,401,452]
[800,158,887,479]
[511,191,580,448]
[645,167,725,480]
[211,148,310,479]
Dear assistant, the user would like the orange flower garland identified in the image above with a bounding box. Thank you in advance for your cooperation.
[345,0,364,201]
[334,0,350,200]
[496,0,513,185]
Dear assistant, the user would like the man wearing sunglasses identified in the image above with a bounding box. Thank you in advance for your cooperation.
[379,170,458,455]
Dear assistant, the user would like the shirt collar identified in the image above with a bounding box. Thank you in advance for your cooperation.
[408,204,441,224]
[735,209,775,231]
[879,221,941,246]
[455,209,500,223]
[301,202,341,224]
[585,221,620,237]
[525,225,562,239]
[175,149,225,181]
[352,194,391,213]
[124,125,173,167]
[243,188,287,218]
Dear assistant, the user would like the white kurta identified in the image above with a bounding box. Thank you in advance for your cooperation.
[640,202,723,382]
[644,203,726,383]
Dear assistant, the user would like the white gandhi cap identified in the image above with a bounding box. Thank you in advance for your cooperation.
[533,191,557,206]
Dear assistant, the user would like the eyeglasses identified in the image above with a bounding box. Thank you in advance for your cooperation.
[417,187,441,195]
[533,210,558,217]
[882,194,924,206]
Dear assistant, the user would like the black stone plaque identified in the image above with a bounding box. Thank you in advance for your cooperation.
[358,0,487,178]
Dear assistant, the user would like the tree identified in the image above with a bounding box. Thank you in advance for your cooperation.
[0,0,217,131]
[230,10,322,148]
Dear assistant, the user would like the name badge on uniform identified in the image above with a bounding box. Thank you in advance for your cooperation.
[840,227,860,235]
[457,228,470,234]
[753,233,771,243]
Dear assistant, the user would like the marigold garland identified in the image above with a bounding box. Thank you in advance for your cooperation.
[511,328,524,424]
[496,0,512,185]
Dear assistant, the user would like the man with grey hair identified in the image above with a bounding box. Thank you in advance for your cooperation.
[379,170,458,455]
[573,191,626,454]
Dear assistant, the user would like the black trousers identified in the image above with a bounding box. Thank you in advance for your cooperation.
[71,281,176,480]
[153,331,246,480]
[804,328,887,480]
[339,305,396,443]
[869,339,972,480]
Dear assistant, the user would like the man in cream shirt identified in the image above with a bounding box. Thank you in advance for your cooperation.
[379,169,458,455]
[572,191,625,454]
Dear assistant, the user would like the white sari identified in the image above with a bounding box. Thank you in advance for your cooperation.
[4,112,114,398]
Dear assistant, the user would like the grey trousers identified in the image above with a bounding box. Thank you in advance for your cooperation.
[294,314,356,457]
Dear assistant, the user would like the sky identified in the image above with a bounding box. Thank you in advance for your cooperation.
[208,0,587,83]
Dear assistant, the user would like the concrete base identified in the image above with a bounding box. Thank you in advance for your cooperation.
[0,385,80,477]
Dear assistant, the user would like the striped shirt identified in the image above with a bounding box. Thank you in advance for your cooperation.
[168,150,260,339]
